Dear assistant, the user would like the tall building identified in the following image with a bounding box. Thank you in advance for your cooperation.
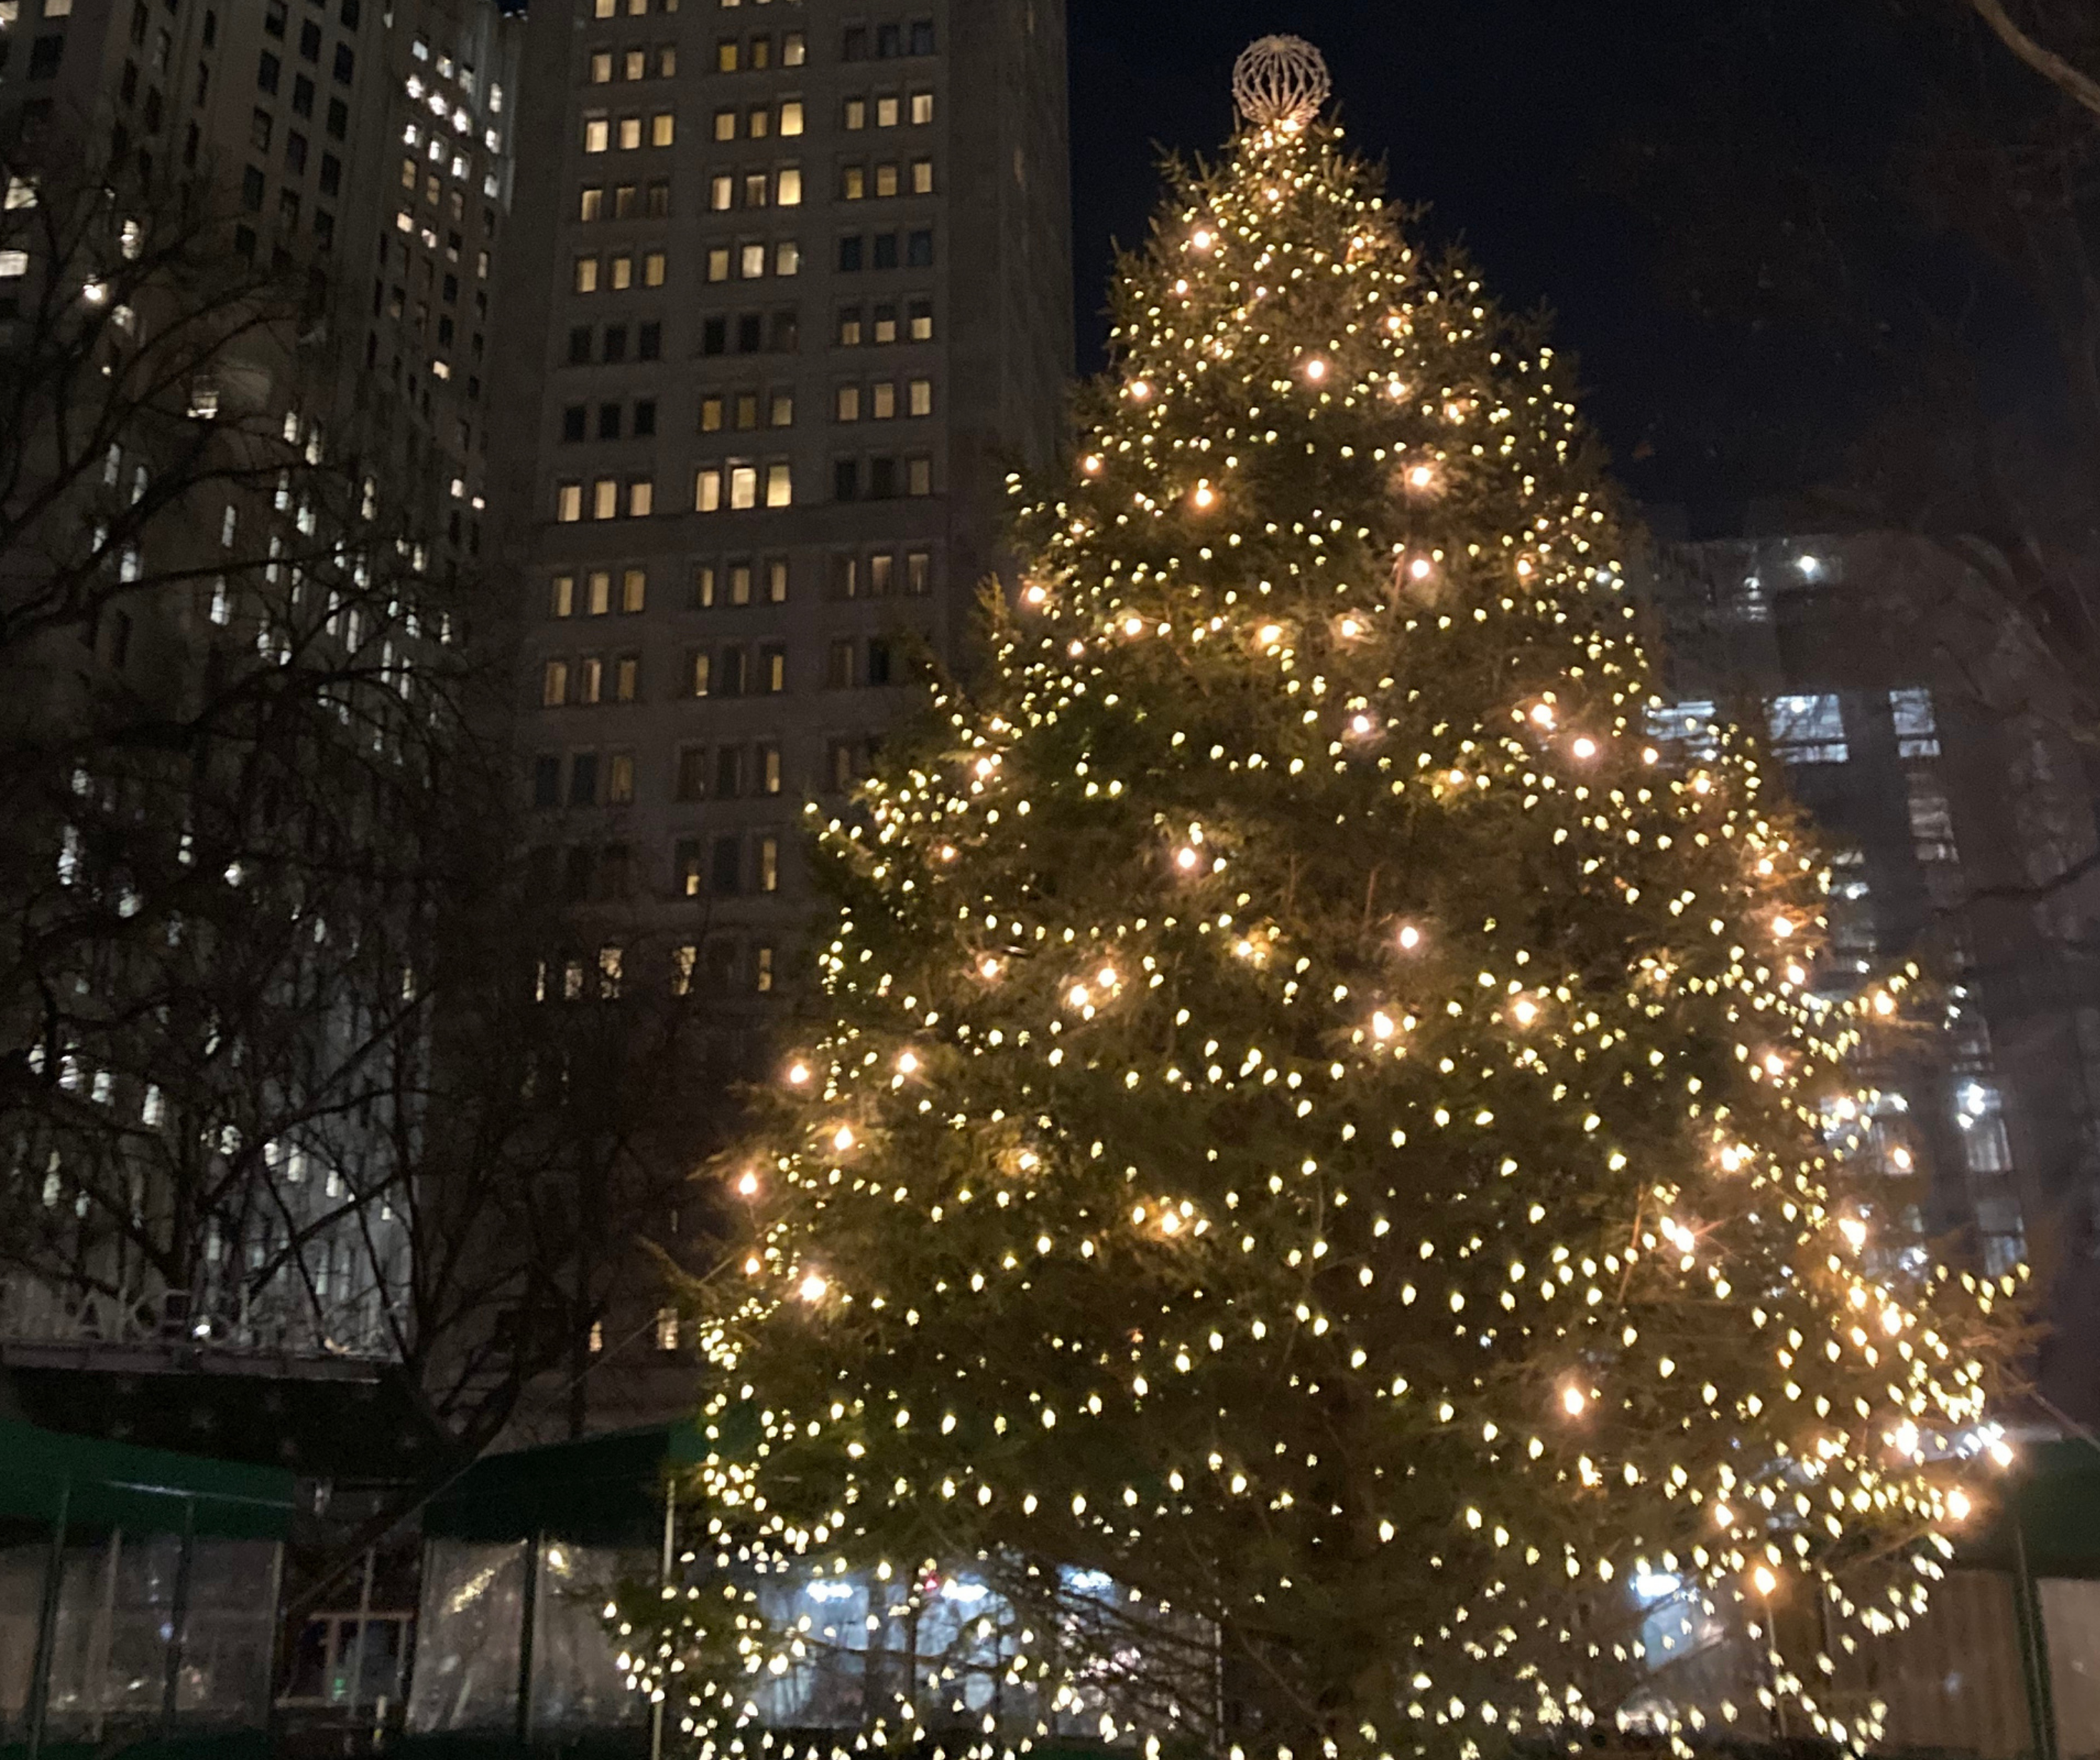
[493,0,1069,1021]
[1639,531,2100,1422]
[0,0,524,1409]
[485,0,1071,1428]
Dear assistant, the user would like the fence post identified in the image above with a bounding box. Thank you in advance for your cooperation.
[161,1496,197,1735]
[515,1536,542,1749]
[24,1478,69,1760]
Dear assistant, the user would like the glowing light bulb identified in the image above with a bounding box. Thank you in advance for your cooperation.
[833,1125,856,1152]
[1351,714,1374,735]
[1339,617,1362,637]
[1192,482,1216,509]
[1562,1386,1588,1417]
[1398,925,1422,950]
[1947,1488,1972,1521]
[1022,585,1048,606]
[1130,379,1151,401]
[1511,998,1540,1027]
[979,958,1002,980]
[1515,559,1534,577]
[1753,1566,1778,1596]
[798,1272,829,1303]
[1407,464,1434,489]
[1763,1052,1785,1077]
[1175,847,1199,872]
[1096,967,1116,988]
[1372,1012,1395,1040]
[1839,1217,1868,1252]
[1571,736,1598,760]
[1192,228,1213,252]
[937,845,957,862]
[1991,1440,2016,1467]
[1159,1210,1182,1235]
[787,1063,811,1085]
[1068,985,1091,1008]
[1124,615,1144,635]
[82,280,108,304]
[1873,990,1895,1015]
[1773,916,1796,939]
[1893,1418,1919,1455]
[1081,454,1102,475]
[1259,624,1283,647]
[736,1170,760,1197]
[1891,1145,1913,1171]
[1786,963,1807,985]
[897,1051,920,1075]
[1304,357,1327,382]
[1407,557,1433,582]
[1529,704,1555,727]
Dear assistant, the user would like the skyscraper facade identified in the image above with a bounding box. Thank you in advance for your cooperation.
[492,0,1071,1067]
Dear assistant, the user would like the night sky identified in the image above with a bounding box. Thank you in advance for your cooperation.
[1062,1,1912,530]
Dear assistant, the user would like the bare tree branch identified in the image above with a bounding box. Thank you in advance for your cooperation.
[1968,0,2100,120]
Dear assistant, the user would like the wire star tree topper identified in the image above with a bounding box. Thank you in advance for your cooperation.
[1232,34,1332,130]
[615,36,2027,1760]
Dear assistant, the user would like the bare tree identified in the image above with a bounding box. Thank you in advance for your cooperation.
[1966,0,2100,121]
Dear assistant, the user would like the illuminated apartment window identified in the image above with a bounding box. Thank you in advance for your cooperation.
[1891,687,1941,760]
[583,116,610,153]
[542,659,569,706]
[592,477,618,519]
[911,91,933,125]
[650,112,675,147]
[765,463,792,507]
[557,482,583,522]
[574,254,600,292]
[587,570,613,615]
[622,568,646,612]
[758,836,779,893]
[707,247,730,282]
[908,377,932,416]
[1764,693,1846,765]
[843,97,866,131]
[714,106,736,141]
[550,574,576,617]
[618,116,642,150]
[776,166,802,206]
[780,101,803,136]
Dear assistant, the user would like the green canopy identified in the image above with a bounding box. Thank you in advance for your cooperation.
[0,1415,297,1540]
[1961,1438,2100,1578]
[422,1422,712,1549]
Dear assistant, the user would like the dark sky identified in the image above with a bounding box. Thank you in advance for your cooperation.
[1061,1,1892,527]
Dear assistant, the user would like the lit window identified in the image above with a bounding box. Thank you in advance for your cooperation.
[841,165,866,201]
[714,107,736,140]
[590,51,613,83]
[574,254,599,292]
[741,242,766,278]
[765,462,793,507]
[776,166,803,206]
[836,384,861,422]
[623,569,647,612]
[644,249,666,287]
[0,249,29,278]
[770,393,793,427]
[759,837,779,893]
[907,456,931,497]
[908,377,932,417]
[557,482,583,522]
[593,477,619,519]
[696,467,723,512]
[876,95,899,128]
[710,173,733,210]
[542,659,569,706]
[875,162,899,198]
[730,464,758,509]
[651,112,675,146]
[618,116,643,150]
[871,382,896,419]
[911,91,934,125]
[551,574,576,617]
[1891,687,1940,759]
[707,247,730,282]
[911,158,933,195]
[583,116,609,152]
[844,97,866,131]
[780,101,804,136]
[775,240,800,275]
[588,571,613,615]
[630,480,655,517]
[1765,693,1847,765]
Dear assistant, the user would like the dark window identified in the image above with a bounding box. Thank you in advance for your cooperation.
[183,121,199,166]
[340,0,362,25]
[715,746,743,798]
[120,61,140,104]
[278,188,299,227]
[876,23,901,56]
[194,60,209,104]
[250,107,274,149]
[142,86,163,130]
[769,309,798,352]
[241,164,266,209]
[633,399,657,438]
[638,320,662,361]
[868,638,893,686]
[597,844,631,900]
[257,49,281,91]
[646,179,670,217]
[570,752,599,807]
[613,183,636,218]
[826,639,854,689]
[568,325,593,365]
[533,755,561,807]
[842,26,868,60]
[603,324,628,363]
[873,232,898,270]
[736,313,763,353]
[264,0,287,36]
[332,44,355,84]
[675,747,708,802]
[563,845,593,902]
[284,129,307,172]
[760,642,786,691]
[297,19,321,60]
[318,151,340,195]
[908,19,935,54]
[718,646,747,696]
[597,402,621,441]
[701,317,727,356]
[203,10,218,48]
[325,97,347,139]
[710,837,742,896]
[292,74,314,116]
[234,223,256,259]
[838,235,863,273]
[869,457,897,499]
[906,228,932,267]
[561,405,586,442]
[834,459,859,502]
[314,210,333,247]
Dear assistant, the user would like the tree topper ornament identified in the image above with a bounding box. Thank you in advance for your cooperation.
[1232,35,1332,130]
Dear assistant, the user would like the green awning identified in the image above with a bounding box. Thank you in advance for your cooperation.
[0,1416,297,1539]
[1961,1438,2100,1578]
[424,1423,706,1548]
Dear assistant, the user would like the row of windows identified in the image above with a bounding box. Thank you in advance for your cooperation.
[544,548,931,620]
[543,635,907,708]
[575,248,670,292]
[535,940,776,1008]
[678,742,784,801]
[836,378,932,421]
[840,159,933,200]
[711,99,804,139]
[705,166,804,209]
[589,44,680,82]
[712,31,807,72]
[694,461,795,510]
[566,320,664,364]
[583,111,678,151]
[579,180,673,219]
[700,387,795,430]
[588,0,680,17]
[840,299,933,345]
[528,828,783,903]
[703,239,800,281]
[841,21,936,60]
[563,398,658,442]
[678,833,781,897]
[557,478,658,521]
[837,229,933,272]
[843,91,933,130]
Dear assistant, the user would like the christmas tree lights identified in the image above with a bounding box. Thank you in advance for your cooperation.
[616,40,2023,1760]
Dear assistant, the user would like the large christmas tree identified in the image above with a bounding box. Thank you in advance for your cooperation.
[628,40,2019,1760]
